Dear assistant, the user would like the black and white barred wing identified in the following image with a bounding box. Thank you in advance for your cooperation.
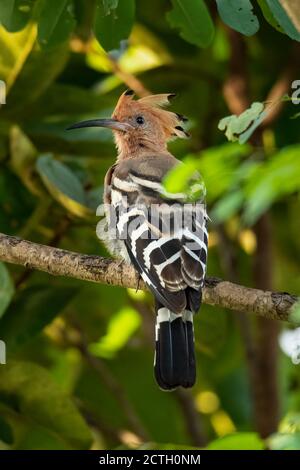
[110,166,208,314]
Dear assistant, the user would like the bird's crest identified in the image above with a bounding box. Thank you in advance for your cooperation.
[112,90,190,140]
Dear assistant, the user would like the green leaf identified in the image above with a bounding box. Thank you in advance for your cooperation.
[0,414,14,445]
[89,306,141,358]
[38,0,75,49]
[0,399,78,449]
[166,0,214,48]
[238,111,267,144]
[86,185,103,212]
[2,41,69,116]
[163,160,197,194]
[280,412,300,433]
[0,22,37,91]
[243,145,300,224]
[0,263,14,319]
[133,442,201,450]
[268,433,300,450]
[103,0,119,15]
[0,167,36,234]
[36,154,93,218]
[265,0,300,41]
[216,0,259,36]
[0,285,77,352]
[257,0,284,33]
[26,83,113,119]
[195,142,251,203]
[163,159,206,202]
[207,432,264,450]
[94,0,135,51]
[10,126,44,197]
[0,361,92,449]
[212,190,244,223]
[218,102,265,143]
[0,0,34,32]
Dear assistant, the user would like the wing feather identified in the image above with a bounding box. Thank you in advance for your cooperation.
[110,158,208,314]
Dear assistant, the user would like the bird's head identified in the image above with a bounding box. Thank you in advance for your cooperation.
[67,90,189,158]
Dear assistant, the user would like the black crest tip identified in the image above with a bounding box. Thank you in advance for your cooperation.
[176,113,188,122]
[168,93,177,101]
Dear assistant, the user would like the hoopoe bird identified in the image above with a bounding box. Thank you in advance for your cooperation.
[67,90,208,390]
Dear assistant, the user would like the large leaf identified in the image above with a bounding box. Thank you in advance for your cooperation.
[0,414,14,445]
[2,41,69,116]
[0,401,74,449]
[163,159,206,202]
[10,126,43,197]
[279,412,300,433]
[0,285,77,352]
[257,0,284,33]
[166,0,214,48]
[0,0,35,32]
[207,432,264,450]
[94,0,135,51]
[103,0,119,15]
[36,154,93,218]
[24,83,113,119]
[38,0,75,49]
[0,262,14,319]
[265,0,300,41]
[0,361,92,449]
[89,306,141,358]
[0,23,37,91]
[188,143,251,204]
[268,433,300,450]
[243,145,300,224]
[216,0,259,36]
[0,167,36,234]
[212,190,244,223]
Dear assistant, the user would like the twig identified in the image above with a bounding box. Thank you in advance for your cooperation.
[0,232,298,322]
[78,342,150,442]
[66,320,150,442]
[174,389,207,447]
[77,401,123,445]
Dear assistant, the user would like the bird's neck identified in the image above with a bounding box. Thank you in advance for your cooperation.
[114,133,169,161]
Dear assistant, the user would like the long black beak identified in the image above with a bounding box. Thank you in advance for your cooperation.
[66,118,132,132]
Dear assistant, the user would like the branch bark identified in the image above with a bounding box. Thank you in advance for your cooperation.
[0,232,298,322]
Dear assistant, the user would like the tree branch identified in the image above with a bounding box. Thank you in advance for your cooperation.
[0,232,298,322]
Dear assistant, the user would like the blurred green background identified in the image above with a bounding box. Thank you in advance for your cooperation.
[0,0,300,451]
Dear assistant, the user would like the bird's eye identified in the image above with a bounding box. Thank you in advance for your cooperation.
[136,116,145,125]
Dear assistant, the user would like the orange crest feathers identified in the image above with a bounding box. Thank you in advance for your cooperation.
[112,90,190,140]
[138,93,176,108]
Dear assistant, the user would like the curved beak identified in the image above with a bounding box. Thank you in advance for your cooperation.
[66,118,132,132]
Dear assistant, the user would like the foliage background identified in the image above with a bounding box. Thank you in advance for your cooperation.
[0,0,300,450]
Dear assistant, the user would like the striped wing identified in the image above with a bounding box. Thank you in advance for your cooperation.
[110,160,208,314]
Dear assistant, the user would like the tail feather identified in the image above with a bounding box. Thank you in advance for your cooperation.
[154,305,196,390]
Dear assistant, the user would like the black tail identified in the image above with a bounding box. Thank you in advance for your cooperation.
[154,301,196,390]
